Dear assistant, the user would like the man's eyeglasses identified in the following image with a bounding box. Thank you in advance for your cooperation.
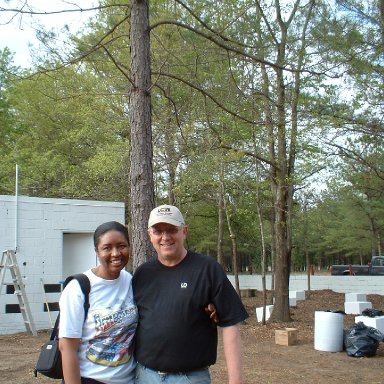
[150,227,182,236]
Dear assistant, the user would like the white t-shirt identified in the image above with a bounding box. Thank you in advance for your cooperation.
[59,269,137,384]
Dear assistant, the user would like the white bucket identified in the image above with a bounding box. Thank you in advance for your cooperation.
[314,311,344,352]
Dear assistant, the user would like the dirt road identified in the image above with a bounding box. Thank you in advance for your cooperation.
[2,290,384,383]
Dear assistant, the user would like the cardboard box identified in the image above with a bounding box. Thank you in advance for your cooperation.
[275,328,297,346]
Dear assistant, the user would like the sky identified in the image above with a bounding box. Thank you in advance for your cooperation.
[0,0,97,67]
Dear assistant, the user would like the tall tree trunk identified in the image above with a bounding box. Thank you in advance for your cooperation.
[303,201,311,292]
[164,115,177,205]
[270,194,276,296]
[272,177,291,322]
[221,179,240,295]
[224,208,240,296]
[129,0,155,269]
[257,184,268,324]
[217,160,225,267]
[252,132,268,323]
[367,213,380,256]
[268,0,314,322]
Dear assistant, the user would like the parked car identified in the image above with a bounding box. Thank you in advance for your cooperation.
[330,256,384,275]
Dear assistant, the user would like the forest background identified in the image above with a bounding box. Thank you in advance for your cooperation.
[0,0,383,310]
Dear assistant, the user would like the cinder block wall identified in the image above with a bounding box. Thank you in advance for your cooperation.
[229,274,384,295]
[0,195,125,335]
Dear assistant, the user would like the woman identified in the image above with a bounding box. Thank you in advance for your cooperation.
[59,221,137,384]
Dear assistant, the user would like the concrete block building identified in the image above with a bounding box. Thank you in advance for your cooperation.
[0,195,125,334]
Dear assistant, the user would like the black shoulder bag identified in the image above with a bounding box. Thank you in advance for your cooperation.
[34,273,91,379]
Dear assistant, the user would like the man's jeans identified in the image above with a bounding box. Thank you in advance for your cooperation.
[135,363,211,384]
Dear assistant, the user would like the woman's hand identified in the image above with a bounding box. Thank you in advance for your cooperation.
[205,303,219,324]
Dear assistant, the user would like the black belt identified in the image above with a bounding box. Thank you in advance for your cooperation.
[149,366,208,375]
[157,370,193,375]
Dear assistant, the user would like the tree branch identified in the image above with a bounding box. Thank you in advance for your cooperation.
[150,19,323,75]
[152,70,261,125]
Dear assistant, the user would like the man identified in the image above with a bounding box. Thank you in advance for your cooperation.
[133,204,249,384]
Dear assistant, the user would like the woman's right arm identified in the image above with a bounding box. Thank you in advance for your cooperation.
[59,337,81,384]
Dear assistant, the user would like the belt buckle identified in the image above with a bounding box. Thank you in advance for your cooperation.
[157,370,183,375]
[157,370,169,375]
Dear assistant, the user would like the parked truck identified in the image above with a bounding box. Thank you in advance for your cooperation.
[330,256,384,275]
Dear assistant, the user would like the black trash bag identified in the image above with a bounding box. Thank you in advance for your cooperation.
[344,322,384,357]
[362,308,384,317]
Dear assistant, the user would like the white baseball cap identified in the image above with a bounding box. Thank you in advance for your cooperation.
[148,205,186,228]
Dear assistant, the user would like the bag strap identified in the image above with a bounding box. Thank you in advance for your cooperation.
[64,273,91,319]
[50,273,91,340]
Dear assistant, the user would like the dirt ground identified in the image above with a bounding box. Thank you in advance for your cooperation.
[2,290,384,383]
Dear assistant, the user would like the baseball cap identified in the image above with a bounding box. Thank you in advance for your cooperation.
[148,205,186,228]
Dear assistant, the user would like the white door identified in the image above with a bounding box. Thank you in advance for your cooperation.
[62,233,97,278]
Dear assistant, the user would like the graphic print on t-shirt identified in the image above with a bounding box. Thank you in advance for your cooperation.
[86,305,137,366]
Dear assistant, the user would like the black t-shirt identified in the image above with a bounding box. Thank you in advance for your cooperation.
[132,251,249,372]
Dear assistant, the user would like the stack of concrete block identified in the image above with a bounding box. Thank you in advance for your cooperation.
[256,305,274,322]
[272,292,302,307]
[355,315,384,333]
[258,292,306,322]
[289,290,305,306]
[289,290,306,301]
[344,293,372,315]
[289,297,297,306]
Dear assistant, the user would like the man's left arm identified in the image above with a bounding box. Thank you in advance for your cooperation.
[221,324,244,384]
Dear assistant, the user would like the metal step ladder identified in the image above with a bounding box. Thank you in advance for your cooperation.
[0,250,37,336]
